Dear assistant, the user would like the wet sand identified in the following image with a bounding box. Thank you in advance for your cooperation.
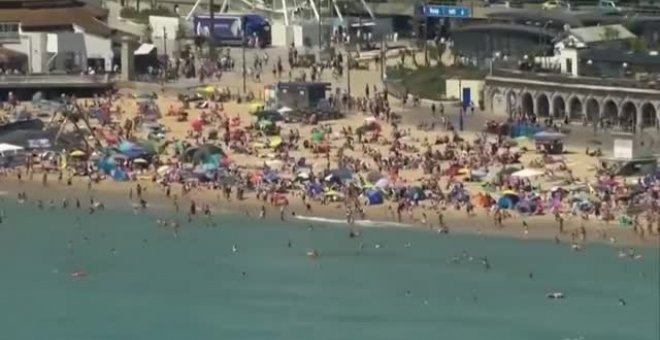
[1,174,657,248]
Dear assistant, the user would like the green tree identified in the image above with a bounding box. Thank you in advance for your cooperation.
[628,38,648,53]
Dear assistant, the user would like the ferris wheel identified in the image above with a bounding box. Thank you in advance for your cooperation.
[185,0,374,26]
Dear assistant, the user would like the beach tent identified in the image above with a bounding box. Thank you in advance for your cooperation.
[118,141,149,159]
[498,192,520,209]
[330,168,353,180]
[406,186,426,200]
[533,131,565,141]
[375,177,391,188]
[183,144,223,164]
[112,169,130,181]
[366,189,384,205]
[311,131,325,142]
[0,143,24,157]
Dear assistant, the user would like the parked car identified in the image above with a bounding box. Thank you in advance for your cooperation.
[542,0,571,10]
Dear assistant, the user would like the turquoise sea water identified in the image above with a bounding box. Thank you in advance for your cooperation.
[0,200,658,340]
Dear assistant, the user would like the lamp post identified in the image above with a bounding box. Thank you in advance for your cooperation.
[242,19,247,94]
[346,52,351,99]
[209,0,215,59]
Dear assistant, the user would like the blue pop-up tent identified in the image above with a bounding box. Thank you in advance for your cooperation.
[117,141,149,159]
[366,189,384,205]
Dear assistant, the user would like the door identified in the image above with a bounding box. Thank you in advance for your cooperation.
[462,87,471,109]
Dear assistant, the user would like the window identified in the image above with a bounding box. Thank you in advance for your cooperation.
[0,22,19,40]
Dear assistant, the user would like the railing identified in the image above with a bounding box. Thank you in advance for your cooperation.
[0,32,20,42]
[488,68,660,90]
[0,74,118,84]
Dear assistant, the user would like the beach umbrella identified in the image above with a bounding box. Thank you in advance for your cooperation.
[249,101,266,114]
[511,168,543,178]
[533,131,565,141]
[258,120,273,129]
[197,85,216,95]
[270,136,283,148]
[70,150,86,157]
[501,190,519,197]
[191,118,204,132]
[375,177,390,188]
[266,159,283,168]
[277,106,293,114]
[133,158,148,164]
[311,131,325,142]
[296,172,310,180]
[157,165,170,175]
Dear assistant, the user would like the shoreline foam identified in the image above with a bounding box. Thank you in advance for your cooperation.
[2,174,657,248]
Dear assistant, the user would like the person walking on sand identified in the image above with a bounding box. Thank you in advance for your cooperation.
[259,205,266,219]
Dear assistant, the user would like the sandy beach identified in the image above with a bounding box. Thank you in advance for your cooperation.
[1,47,658,249]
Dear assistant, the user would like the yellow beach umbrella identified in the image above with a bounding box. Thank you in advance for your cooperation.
[325,190,339,197]
[70,150,86,157]
[198,85,216,94]
[248,101,265,114]
[270,137,283,148]
[501,190,518,196]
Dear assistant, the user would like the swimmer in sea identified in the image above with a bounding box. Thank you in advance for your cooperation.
[287,240,292,248]
[481,257,490,270]
[232,244,238,253]
[618,298,626,306]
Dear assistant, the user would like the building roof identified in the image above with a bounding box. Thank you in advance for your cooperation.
[452,23,556,40]
[0,2,111,37]
[485,9,584,28]
[580,48,660,65]
[568,24,636,44]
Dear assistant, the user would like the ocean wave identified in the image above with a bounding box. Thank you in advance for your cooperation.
[293,215,412,228]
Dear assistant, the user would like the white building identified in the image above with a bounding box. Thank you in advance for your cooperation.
[0,0,115,73]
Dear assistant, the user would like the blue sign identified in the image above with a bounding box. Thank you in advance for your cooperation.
[421,5,471,18]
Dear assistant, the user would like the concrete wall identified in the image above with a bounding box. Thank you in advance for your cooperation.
[560,48,579,77]
[3,26,112,73]
[445,79,484,104]
[271,22,294,47]
[3,31,47,73]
